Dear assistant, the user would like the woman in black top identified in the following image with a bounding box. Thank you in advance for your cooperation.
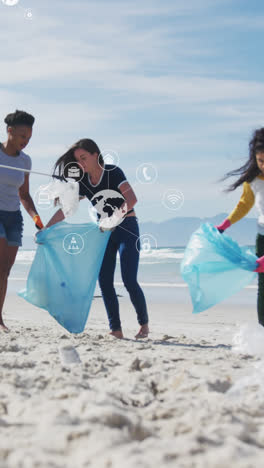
[47,139,149,339]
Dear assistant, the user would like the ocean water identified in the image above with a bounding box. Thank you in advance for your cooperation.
[11,247,184,286]
[9,246,258,307]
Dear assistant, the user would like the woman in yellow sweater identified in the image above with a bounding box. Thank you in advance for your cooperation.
[216,128,264,325]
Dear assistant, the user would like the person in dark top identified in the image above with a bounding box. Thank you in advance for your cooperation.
[46,138,149,339]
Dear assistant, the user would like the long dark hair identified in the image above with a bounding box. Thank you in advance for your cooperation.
[223,128,264,191]
[53,138,104,178]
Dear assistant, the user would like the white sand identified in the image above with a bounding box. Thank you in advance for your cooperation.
[1,294,264,468]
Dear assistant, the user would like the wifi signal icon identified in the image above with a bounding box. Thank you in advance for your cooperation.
[168,193,182,204]
[163,189,184,211]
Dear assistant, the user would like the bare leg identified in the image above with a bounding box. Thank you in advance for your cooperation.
[0,240,19,330]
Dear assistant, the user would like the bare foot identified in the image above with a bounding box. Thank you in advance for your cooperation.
[109,330,124,339]
[135,324,149,339]
[0,322,9,332]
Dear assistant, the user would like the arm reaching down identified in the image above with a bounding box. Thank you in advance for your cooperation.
[119,181,137,214]
[216,182,255,233]
[19,174,44,229]
[45,196,85,228]
[46,209,65,228]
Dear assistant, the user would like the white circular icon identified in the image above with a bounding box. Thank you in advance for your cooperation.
[162,189,184,211]
[99,149,119,170]
[63,162,84,183]
[24,8,33,20]
[136,234,157,254]
[88,189,127,230]
[2,0,19,6]
[136,163,158,184]
[63,233,84,255]
[34,185,54,211]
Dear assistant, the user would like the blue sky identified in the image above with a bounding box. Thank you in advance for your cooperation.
[1,0,264,234]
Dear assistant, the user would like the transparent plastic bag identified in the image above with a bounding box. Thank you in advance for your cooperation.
[181,223,257,313]
[18,222,110,333]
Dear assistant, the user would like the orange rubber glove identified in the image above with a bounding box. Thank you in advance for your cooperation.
[33,215,44,230]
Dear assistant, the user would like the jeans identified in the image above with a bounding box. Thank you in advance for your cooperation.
[256,233,264,326]
[98,217,148,331]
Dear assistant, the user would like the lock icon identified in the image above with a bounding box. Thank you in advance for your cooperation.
[142,238,151,253]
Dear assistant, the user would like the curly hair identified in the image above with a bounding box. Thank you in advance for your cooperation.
[4,110,35,128]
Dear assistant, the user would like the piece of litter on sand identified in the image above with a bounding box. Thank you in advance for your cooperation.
[59,345,82,365]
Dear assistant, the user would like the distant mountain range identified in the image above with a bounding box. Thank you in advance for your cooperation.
[139,214,258,247]
[22,214,258,249]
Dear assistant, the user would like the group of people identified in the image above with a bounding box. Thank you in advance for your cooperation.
[0,110,149,337]
[1,109,264,334]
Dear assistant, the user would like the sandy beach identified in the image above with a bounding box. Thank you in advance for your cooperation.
[0,293,264,468]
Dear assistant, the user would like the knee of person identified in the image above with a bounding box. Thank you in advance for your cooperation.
[123,279,138,292]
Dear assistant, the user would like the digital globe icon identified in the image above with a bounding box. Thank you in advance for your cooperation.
[89,189,127,230]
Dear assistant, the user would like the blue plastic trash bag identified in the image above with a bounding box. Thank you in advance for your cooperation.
[181,223,257,314]
[18,222,111,333]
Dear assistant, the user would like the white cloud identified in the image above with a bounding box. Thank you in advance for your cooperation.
[1,0,263,226]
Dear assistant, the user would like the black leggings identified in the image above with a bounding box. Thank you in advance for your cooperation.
[256,234,264,326]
